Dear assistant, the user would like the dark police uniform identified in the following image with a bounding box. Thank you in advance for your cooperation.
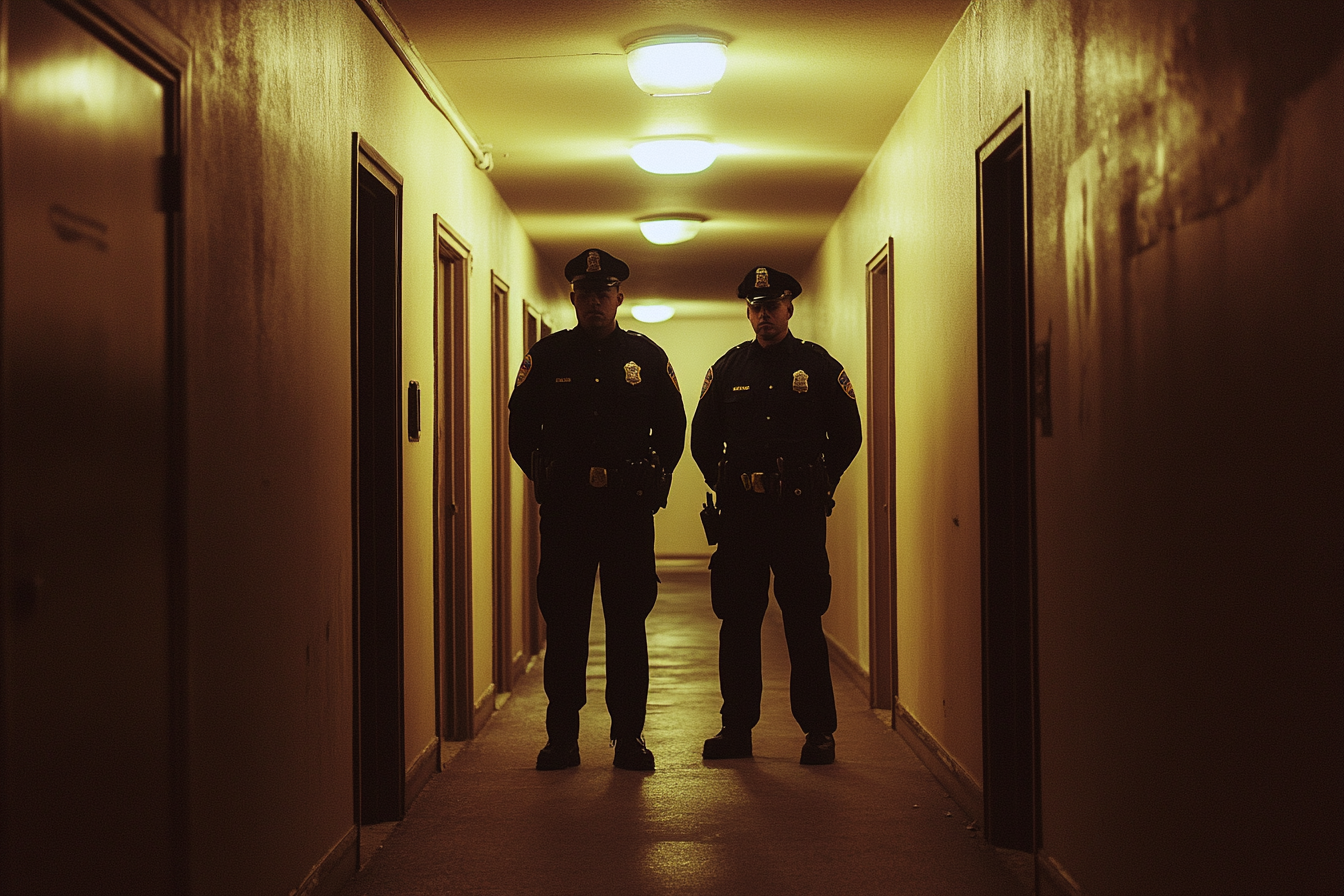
[508,250,685,757]
[691,267,861,759]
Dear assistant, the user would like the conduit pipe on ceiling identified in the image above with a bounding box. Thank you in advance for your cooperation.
[357,0,495,171]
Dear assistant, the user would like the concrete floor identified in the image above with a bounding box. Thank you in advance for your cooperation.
[338,564,1034,896]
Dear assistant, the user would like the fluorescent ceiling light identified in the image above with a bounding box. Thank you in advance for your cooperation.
[631,304,676,323]
[626,36,727,96]
[638,215,706,245]
[629,139,718,175]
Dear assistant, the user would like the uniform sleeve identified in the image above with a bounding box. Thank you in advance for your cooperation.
[690,362,724,487]
[507,347,542,477]
[824,361,862,485]
[651,350,687,474]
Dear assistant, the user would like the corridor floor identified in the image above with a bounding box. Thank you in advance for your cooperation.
[337,564,1033,896]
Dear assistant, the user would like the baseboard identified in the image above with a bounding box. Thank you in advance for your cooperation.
[825,632,870,697]
[290,825,357,896]
[894,703,985,827]
[405,737,438,806]
[1037,852,1087,896]
[472,683,496,735]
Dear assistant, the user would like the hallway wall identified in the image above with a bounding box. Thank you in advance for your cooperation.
[129,2,563,892]
[809,1,1344,893]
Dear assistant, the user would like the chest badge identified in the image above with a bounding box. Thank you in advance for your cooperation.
[624,361,642,385]
[792,369,809,393]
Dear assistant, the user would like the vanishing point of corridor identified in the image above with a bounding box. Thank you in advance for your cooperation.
[337,565,1032,896]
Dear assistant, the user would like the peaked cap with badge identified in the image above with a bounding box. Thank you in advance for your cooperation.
[566,248,630,286]
[738,265,803,305]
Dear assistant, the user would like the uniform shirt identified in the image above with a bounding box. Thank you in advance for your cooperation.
[508,325,686,483]
[691,332,861,487]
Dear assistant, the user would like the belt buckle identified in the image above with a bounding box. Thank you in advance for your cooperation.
[589,466,608,488]
[750,472,767,494]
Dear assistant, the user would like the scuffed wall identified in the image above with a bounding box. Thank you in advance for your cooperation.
[810,1,1343,893]
[131,2,562,893]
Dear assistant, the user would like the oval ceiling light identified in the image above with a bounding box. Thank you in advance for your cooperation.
[631,304,676,323]
[638,214,706,245]
[629,138,718,175]
[626,35,727,96]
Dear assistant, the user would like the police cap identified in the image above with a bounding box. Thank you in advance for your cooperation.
[737,265,802,304]
[565,248,629,286]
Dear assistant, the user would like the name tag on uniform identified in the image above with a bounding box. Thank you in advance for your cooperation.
[555,377,571,383]
[732,385,750,392]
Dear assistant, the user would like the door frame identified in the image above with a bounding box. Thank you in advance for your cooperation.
[351,134,405,825]
[489,273,514,708]
[432,215,474,742]
[866,238,897,713]
[975,94,1041,855]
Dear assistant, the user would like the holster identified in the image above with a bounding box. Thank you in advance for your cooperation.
[700,491,721,545]
[529,449,553,504]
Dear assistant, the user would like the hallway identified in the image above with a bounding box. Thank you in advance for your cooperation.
[337,565,1032,896]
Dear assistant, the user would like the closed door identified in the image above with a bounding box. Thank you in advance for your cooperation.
[1,1,178,891]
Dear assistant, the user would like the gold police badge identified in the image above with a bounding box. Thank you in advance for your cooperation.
[624,361,642,385]
[792,369,809,393]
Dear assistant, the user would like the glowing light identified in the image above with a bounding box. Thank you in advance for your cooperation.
[631,304,676,323]
[629,139,718,175]
[638,215,705,245]
[626,36,727,96]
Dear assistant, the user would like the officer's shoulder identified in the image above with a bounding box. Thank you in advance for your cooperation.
[713,339,754,367]
[623,328,671,358]
[798,338,842,367]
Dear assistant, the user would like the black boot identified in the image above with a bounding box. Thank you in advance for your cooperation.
[702,727,753,759]
[799,732,835,765]
[613,736,655,771]
[536,740,580,770]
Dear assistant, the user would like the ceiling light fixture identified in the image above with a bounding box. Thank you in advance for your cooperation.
[625,35,727,96]
[629,138,718,175]
[631,304,676,323]
[637,214,706,245]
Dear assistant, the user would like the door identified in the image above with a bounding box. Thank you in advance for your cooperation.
[434,217,473,741]
[352,137,404,825]
[520,306,549,661]
[866,240,897,713]
[976,98,1040,854]
[489,275,514,699]
[1,0,184,891]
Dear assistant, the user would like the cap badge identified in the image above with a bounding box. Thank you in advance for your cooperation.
[792,369,809,393]
[586,250,602,273]
[755,267,770,289]
[624,361,642,385]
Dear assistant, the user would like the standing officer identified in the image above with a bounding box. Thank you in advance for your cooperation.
[691,266,861,765]
[508,248,686,771]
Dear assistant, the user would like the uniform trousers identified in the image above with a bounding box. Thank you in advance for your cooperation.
[536,496,658,742]
[709,497,837,735]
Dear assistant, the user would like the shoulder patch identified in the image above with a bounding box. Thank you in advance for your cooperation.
[515,353,533,387]
[667,361,680,393]
[838,368,856,400]
[699,366,714,400]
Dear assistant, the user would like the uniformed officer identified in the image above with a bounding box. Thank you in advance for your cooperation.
[508,248,686,771]
[691,265,862,765]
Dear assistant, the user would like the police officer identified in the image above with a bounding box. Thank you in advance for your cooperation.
[508,248,686,771]
[691,266,861,765]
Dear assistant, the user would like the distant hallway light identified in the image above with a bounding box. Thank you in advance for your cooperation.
[631,304,676,323]
[630,138,718,175]
[638,214,706,245]
[625,35,727,96]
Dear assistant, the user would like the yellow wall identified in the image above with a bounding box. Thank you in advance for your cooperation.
[135,2,564,891]
[810,1,1344,892]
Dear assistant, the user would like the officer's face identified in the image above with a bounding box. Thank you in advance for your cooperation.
[748,298,793,346]
[570,282,623,336]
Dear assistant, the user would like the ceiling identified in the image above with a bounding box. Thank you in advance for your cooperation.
[380,0,969,311]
